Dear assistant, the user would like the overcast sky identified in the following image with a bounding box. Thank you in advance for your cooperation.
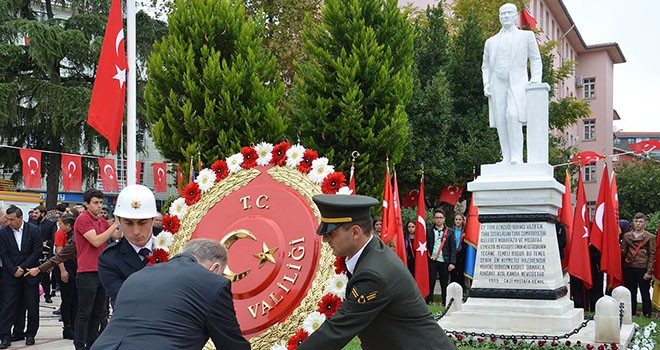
[562,0,660,132]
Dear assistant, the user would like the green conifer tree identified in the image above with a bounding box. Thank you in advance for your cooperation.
[290,0,414,198]
[145,0,286,168]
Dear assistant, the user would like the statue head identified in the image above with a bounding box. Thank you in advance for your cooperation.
[499,3,518,29]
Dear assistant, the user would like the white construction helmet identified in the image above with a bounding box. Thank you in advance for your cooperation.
[113,184,158,219]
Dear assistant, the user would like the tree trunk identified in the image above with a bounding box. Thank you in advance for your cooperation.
[45,149,61,210]
[45,0,54,20]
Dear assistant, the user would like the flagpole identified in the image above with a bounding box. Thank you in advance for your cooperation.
[126,0,137,185]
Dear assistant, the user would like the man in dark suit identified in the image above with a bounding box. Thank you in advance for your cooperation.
[426,208,456,305]
[298,195,455,350]
[0,205,43,348]
[98,184,158,307]
[92,239,249,350]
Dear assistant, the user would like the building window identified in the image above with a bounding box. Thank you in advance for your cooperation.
[627,138,635,144]
[583,119,596,141]
[614,138,621,145]
[583,78,596,99]
[587,201,596,218]
[584,164,596,182]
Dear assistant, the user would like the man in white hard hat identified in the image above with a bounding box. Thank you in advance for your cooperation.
[98,184,158,308]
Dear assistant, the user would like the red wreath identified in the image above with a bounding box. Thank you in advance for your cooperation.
[161,214,180,234]
[182,182,201,205]
[146,248,170,266]
[297,149,318,174]
[317,293,342,318]
[240,146,258,169]
[210,160,229,182]
[287,329,309,350]
[321,172,346,194]
[271,141,291,166]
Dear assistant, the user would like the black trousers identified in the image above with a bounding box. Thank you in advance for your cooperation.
[74,272,106,350]
[60,268,78,328]
[0,278,39,340]
[623,266,652,317]
[427,259,450,305]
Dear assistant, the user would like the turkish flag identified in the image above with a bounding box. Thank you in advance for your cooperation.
[98,158,119,192]
[599,165,622,289]
[629,139,660,154]
[463,194,480,280]
[176,164,183,193]
[610,171,619,223]
[381,165,392,242]
[348,165,356,195]
[520,7,536,30]
[439,185,464,205]
[61,154,82,192]
[567,169,593,289]
[153,163,168,192]
[390,170,407,264]
[570,151,605,166]
[559,171,574,270]
[126,161,142,185]
[402,189,419,208]
[414,175,430,297]
[87,0,127,154]
[590,167,610,252]
[19,148,42,189]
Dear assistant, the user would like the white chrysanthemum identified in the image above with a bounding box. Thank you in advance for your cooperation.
[169,198,188,218]
[153,231,174,252]
[226,153,244,174]
[336,186,353,195]
[308,157,334,184]
[255,142,273,166]
[270,343,287,350]
[285,144,306,168]
[302,311,326,334]
[194,168,216,193]
[325,273,349,300]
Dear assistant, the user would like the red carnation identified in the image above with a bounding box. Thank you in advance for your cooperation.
[334,256,347,274]
[182,182,201,205]
[317,293,342,318]
[211,160,229,182]
[240,147,258,169]
[146,248,169,266]
[161,214,180,234]
[297,149,318,174]
[287,329,309,350]
[271,141,291,166]
[321,172,346,194]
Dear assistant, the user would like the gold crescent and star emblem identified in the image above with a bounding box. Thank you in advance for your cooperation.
[220,229,279,282]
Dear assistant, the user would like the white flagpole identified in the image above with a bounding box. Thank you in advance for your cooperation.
[126,0,137,185]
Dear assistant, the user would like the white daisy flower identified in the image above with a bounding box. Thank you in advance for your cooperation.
[285,144,306,168]
[153,231,174,252]
[325,273,349,300]
[336,186,353,195]
[226,153,244,174]
[194,168,216,193]
[302,311,326,334]
[270,343,287,350]
[255,142,273,166]
[308,157,334,184]
[169,198,188,218]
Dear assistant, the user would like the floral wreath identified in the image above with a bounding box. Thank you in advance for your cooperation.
[154,141,351,350]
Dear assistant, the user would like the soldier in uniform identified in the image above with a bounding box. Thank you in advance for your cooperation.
[298,194,455,350]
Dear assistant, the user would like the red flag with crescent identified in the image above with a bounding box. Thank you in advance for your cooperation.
[570,151,605,166]
[20,148,42,189]
[402,189,419,208]
[153,163,168,192]
[439,185,464,205]
[629,140,660,154]
[61,154,82,192]
[559,171,574,270]
[414,175,429,297]
[87,0,127,154]
[568,169,593,289]
[98,158,119,192]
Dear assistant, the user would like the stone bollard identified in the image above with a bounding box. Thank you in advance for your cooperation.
[445,282,463,316]
[595,296,621,344]
[611,286,632,324]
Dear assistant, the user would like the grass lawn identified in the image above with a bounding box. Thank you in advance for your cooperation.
[340,305,659,349]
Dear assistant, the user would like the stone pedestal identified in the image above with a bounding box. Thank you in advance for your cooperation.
[443,163,583,334]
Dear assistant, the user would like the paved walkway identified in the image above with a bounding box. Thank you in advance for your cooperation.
[11,294,73,350]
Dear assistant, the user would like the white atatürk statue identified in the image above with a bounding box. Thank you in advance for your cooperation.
[482,3,542,164]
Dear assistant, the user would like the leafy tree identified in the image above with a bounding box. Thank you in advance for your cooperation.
[413,4,449,88]
[0,0,162,208]
[614,159,660,221]
[289,0,414,199]
[450,0,526,37]
[145,0,286,170]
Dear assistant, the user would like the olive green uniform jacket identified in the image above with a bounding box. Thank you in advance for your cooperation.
[298,237,455,350]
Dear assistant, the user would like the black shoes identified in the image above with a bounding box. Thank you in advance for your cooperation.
[53,308,61,315]
[0,340,10,349]
[44,296,53,303]
[63,326,75,340]
[25,337,35,345]
[11,334,24,341]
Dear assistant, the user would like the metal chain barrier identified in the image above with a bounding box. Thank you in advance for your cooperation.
[619,302,624,328]
[435,297,455,320]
